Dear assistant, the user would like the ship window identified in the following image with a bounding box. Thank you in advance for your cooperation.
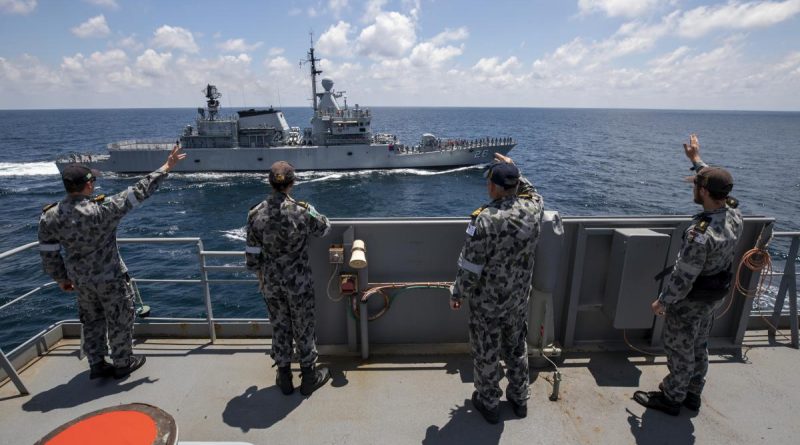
[347,152,352,156]
[258,157,263,161]
[360,128,366,132]
[194,159,200,163]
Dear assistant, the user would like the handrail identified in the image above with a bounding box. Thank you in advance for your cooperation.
[769,232,799,347]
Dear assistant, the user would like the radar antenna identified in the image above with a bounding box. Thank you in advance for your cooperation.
[299,32,323,112]
[203,84,222,120]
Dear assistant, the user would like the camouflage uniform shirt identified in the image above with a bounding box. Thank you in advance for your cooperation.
[658,164,743,305]
[38,168,168,284]
[245,192,330,278]
[452,176,544,308]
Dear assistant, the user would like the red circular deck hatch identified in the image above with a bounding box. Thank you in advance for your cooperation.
[36,403,177,445]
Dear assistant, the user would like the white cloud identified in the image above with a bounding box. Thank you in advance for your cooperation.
[136,49,173,77]
[329,0,348,17]
[268,47,285,56]
[362,0,387,22]
[152,25,199,53]
[71,14,111,39]
[357,12,416,59]
[430,27,469,46]
[408,42,462,67]
[677,0,800,38]
[578,0,666,18]
[317,21,353,57]
[218,38,263,53]
[288,7,302,16]
[0,0,36,15]
[266,56,292,71]
[87,49,127,67]
[83,0,118,8]
[117,35,143,52]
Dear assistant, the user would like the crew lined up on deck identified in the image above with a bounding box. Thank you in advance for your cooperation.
[37,133,739,421]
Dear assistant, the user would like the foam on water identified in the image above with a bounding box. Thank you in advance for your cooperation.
[296,165,483,184]
[0,162,59,177]
[221,227,246,242]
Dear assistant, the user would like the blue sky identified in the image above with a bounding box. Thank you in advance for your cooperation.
[0,0,799,110]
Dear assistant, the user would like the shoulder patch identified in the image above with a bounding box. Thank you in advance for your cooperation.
[687,229,708,245]
[471,206,486,219]
[296,200,310,209]
[726,196,739,209]
[694,216,711,234]
[518,193,532,199]
[92,194,106,203]
[42,202,58,213]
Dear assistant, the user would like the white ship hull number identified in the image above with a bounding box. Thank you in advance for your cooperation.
[474,149,489,158]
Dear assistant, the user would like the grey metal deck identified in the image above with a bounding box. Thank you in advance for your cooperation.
[2,333,798,444]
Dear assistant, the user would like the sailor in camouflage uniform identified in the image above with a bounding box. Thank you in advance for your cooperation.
[450,153,544,424]
[38,144,185,380]
[245,161,332,396]
[634,134,743,416]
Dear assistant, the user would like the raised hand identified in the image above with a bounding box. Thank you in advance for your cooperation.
[494,152,514,164]
[683,133,702,163]
[163,143,187,172]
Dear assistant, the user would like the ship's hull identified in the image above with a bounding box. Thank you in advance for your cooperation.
[57,143,514,173]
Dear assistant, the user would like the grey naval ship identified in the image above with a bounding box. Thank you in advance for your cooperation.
[56,45,515,173]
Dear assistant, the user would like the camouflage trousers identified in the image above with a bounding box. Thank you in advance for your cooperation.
[661,297,719,403]
[468,297,530,411]
[75,278,135,368]
[261,272,319,368]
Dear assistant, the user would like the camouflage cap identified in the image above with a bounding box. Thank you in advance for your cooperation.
[269,161,295,186]
[693,167,734,195]
[61,164,100,187]
[483,161,520,189]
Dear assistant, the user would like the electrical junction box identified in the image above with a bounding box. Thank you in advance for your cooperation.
[340,274,357,295]
[329,245,344,264]
[602,228,670,329]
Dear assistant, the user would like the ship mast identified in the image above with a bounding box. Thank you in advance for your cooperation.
[307,33,322,112]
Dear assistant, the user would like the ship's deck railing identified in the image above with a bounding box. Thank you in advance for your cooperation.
[765,231,800,347]
[316,108,371,119]
[1,231,798,396]
[108,139,176,150]
[396,137,515,154]
[0,238,259,395]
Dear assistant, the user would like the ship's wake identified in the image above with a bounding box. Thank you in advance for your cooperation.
[221,227,247,242]
[296,164,483,184]
[0,162,60,177]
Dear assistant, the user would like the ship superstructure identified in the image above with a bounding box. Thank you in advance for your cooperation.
[57,44,515,173]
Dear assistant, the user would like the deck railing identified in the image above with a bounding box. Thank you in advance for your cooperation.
[1,230,798,395]
[0,238,260,395]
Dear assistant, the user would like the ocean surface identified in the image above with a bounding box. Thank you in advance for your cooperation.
[1,107,798,350]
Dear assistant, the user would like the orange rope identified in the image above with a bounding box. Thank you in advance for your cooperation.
[715,246,789,341]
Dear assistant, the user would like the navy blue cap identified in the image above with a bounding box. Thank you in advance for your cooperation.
[483,161,520,189]
[61,164,100,187]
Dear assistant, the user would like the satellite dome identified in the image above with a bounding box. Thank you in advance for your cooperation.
[321,78,334,92]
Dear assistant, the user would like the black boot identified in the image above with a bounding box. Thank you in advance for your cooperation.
[300,365,330,396]
[683,392,701,411]
[277,366,294,395]
[506,396,527,418]
[89,361,114,380]
[113,355,147,379]
[633,390,681,416]
[472,391,499,424]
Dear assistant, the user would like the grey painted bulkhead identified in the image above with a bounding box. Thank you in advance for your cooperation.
[305,215,773,351]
